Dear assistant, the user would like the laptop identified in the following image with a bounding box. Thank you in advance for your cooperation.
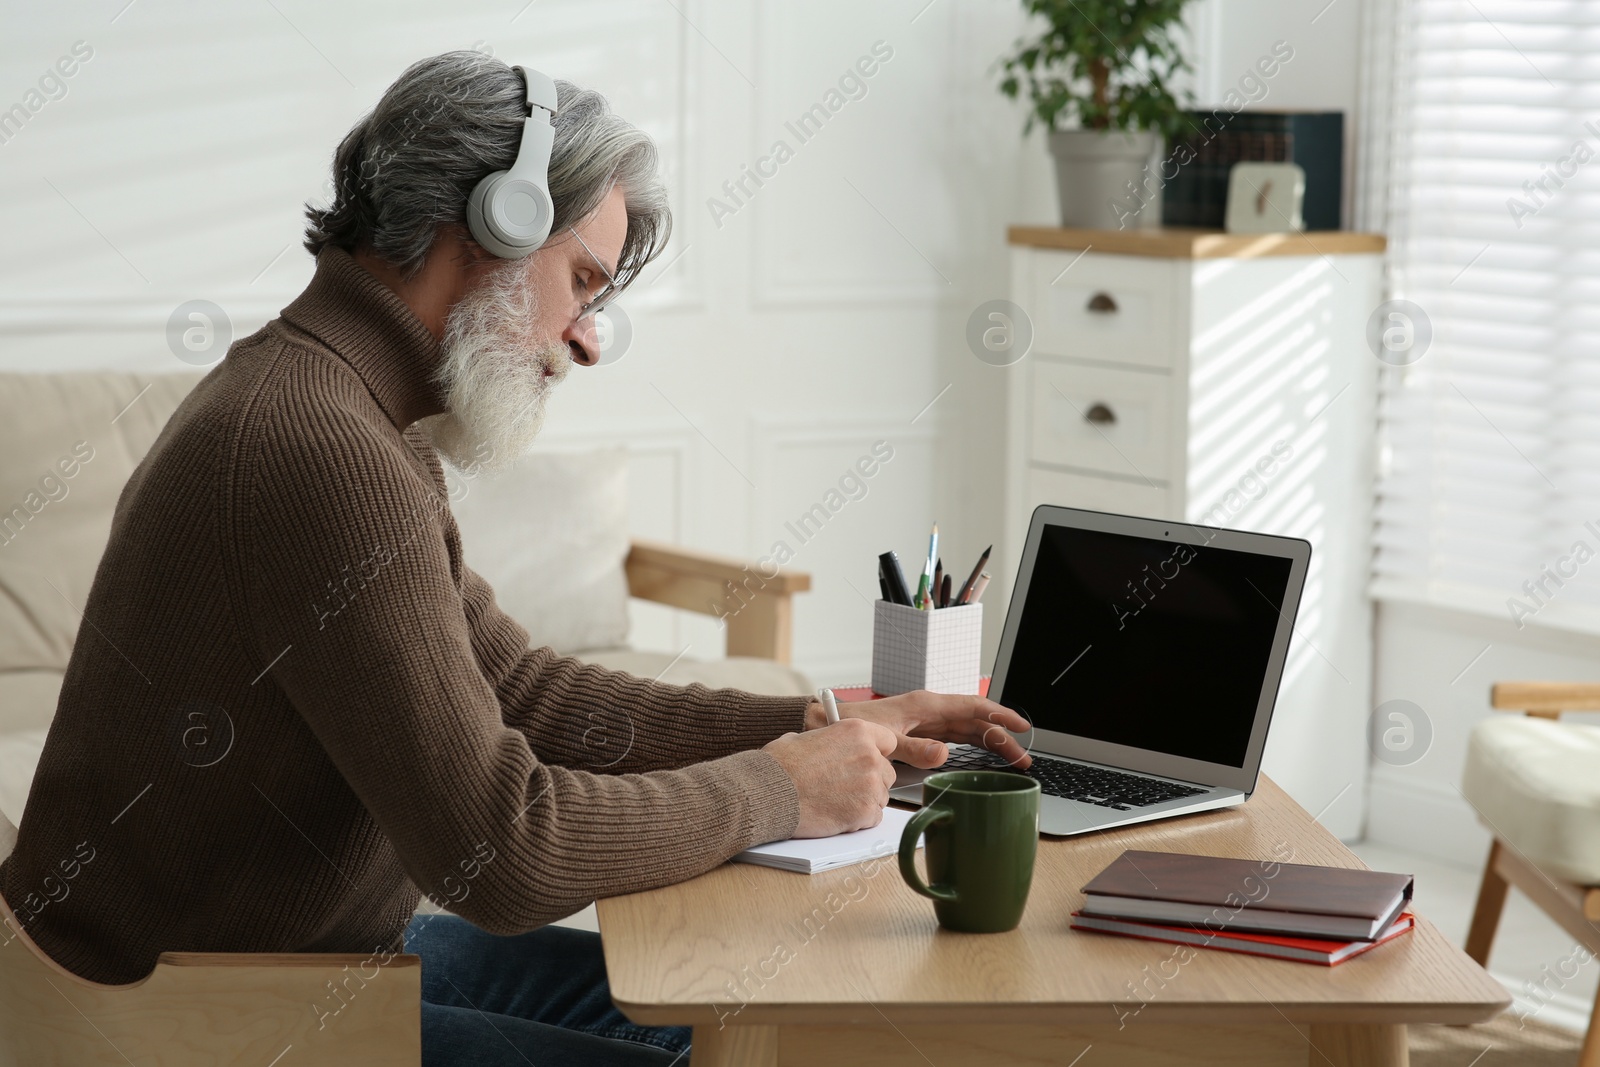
[889,504,1311,836]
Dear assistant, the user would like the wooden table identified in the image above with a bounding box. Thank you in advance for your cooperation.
[598,776,1508,1067]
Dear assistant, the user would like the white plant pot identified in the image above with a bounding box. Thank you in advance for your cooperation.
[1047,129,1163,230]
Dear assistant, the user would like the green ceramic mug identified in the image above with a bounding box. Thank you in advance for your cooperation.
[898,769,1040,933]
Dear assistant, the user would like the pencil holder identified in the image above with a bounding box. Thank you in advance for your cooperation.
[871,600,983,696]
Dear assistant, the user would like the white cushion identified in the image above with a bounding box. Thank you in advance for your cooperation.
[0,372,205,676]
[450,447,631,654]
[0,670,64,829]
[0,728,47,833]
[0,669,64,737]
[575,648,813,698]
[1462,715,1600,884]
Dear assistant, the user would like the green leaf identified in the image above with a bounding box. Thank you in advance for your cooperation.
[996,0,1197,135]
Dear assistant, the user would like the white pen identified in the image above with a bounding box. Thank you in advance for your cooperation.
[819,687,841,725]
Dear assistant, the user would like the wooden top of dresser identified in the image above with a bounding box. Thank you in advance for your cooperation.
[1008,226,1387,259]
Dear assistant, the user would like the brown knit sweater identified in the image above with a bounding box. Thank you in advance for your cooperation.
[0,245,809,985]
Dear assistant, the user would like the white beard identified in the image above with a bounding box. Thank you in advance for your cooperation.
[419,256,570,474]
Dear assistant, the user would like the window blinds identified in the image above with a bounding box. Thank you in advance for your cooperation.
[1369,0,1600,635]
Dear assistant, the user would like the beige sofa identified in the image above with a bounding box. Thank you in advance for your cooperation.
[0,370,812,835]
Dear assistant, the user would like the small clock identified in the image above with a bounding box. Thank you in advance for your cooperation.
[1224,161,1307,233]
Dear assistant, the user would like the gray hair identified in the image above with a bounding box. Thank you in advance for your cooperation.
[303,51,671,289]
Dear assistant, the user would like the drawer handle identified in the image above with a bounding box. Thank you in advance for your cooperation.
[1086,292,1118,313]
[1084,402,1116,426]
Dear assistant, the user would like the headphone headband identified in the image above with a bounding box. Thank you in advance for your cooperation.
[518,64,558,115]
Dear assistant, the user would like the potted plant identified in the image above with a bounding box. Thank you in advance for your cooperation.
[998,0,1193,229]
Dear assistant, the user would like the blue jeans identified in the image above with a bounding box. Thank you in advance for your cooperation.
[403,912,693,1066]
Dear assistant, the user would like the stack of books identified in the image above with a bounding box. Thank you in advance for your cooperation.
[1071,850,1415,966]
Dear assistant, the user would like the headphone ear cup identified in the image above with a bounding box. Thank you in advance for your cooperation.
[466,170,553,258]
[500,177,554,250]
[465,171,503,254]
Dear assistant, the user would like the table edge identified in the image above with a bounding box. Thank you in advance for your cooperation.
[613,996,1511,1030]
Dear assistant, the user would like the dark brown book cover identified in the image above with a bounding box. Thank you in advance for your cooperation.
[1082,850,1413,921]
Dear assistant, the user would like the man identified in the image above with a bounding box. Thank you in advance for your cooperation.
[0,53,1029,1065]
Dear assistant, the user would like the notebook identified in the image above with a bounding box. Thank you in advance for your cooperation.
[734,805,919,874]
[1070,911,1416,966]
[1080,850,1414,941]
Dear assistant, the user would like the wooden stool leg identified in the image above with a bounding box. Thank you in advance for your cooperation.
[691,1024,778,1067]
[1464,839,1509,966]
[1580,981,1600,1067]
[1309,1023,1408,1067]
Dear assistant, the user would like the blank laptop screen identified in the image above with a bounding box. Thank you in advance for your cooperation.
[997,523,1294,769]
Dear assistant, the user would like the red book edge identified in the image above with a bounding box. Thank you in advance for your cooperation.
[833,678,991,702]
[1069,911,1416,967]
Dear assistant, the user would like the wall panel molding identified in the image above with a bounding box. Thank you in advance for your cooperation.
[746,0,950,308]
[746,414,937,547]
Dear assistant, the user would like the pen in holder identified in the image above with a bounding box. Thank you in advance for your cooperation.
[871,600,983,696]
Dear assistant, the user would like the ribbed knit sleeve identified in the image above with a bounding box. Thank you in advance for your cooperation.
[450,545,811,775]
[233,351,802,931]
[392,423,816,773]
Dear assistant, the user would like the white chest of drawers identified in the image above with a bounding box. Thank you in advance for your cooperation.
[1001,226,1387,840]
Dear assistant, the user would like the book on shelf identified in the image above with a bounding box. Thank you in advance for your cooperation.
[1161,110,1344,231]
[1080,850,1413,942]
[1070,911,1415,966]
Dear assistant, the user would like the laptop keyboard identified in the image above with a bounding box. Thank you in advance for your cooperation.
[940,746,1208,810]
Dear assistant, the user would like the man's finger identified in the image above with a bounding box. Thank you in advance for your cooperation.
[861,719,900,757]
[976,699,1031,734]
[975,723,1032,768]
[893,734,947,770]
[877,758,898,791]
[924,695,1030,734]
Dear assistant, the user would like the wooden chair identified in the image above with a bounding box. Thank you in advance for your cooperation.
[1463,681,1600,1067]
[623,538,810,664]
[0,817,422,1065]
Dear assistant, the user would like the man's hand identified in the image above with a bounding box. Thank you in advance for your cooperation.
[762,718,898,838]
[803,691,1032,771]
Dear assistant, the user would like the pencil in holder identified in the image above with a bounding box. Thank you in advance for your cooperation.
[871,600,983,696]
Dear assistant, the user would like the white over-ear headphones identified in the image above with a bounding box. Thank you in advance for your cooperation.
[466,65,558,258]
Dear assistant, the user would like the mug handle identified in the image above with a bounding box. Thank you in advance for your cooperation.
[899,806,958,902]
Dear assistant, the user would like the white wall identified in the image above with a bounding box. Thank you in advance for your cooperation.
[1192,0,1362,110]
